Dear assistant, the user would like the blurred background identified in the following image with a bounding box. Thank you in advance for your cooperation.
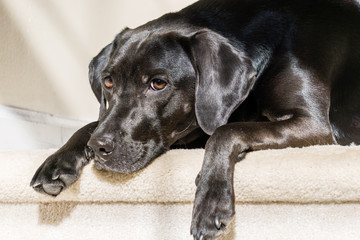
[0,0,196,150]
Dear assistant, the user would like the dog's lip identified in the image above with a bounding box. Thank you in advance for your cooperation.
[93,158,107,170]
[93,155,106,165]
[93,154,138,168]
[93,157,143,173]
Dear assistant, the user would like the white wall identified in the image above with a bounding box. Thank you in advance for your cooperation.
[0,0,196,149]
[0,0,197,120]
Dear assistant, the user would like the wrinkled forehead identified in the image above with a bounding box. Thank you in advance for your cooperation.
[104,29,192,78]
[110,29,150,63]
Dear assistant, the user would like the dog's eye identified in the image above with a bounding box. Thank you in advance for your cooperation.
[104,77,114,89]
[150,79,167,91]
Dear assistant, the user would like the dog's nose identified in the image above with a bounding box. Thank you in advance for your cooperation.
[88,137,115,156]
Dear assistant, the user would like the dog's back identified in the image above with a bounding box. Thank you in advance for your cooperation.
[178,0,360,144]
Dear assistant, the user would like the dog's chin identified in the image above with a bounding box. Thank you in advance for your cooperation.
[93,156,153,174]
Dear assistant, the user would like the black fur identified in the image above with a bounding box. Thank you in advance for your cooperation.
[31,0,360,239]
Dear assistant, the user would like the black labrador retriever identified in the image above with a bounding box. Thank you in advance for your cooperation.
[31,0,360,239]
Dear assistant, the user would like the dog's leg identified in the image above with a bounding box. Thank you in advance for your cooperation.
[190,117,334,239]
[30,121,98,196]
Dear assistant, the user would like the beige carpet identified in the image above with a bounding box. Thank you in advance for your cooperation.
[1,145,360,239]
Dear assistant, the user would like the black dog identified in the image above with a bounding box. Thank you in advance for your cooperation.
[31,0,360,239]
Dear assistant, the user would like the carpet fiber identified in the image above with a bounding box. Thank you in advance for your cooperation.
[1,145,360,239]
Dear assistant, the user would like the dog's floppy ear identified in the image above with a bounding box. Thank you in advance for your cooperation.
[88,43,113,119]
[190,30,257,135]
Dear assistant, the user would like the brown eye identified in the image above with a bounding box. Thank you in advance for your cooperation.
[104,77,113,88]
[150,79,167,91]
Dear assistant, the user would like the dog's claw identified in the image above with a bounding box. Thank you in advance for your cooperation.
[52,174,60,180]
[215,216,221,230]
[193,234,204,240]
[32,183,42,189]
[195,172,201,186]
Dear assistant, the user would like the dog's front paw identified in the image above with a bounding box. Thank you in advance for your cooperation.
[190,178,235,240]
[30,148,90,196]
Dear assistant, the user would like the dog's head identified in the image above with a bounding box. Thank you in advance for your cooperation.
[88,25,256,173]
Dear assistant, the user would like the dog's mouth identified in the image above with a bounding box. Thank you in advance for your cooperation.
[92,149,153,173]
[94,160,114,172]
[92,147,168,174]
[87,135,169,173]
[93,157,137,173]
[93,157,107,170]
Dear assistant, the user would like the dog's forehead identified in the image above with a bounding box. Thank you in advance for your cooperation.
[105,29,188,76]
[113,29,151,60]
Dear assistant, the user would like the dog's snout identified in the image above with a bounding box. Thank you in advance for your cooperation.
[88,137,115,156]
